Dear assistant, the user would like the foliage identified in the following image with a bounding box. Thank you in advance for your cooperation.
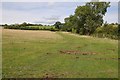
[93,24,118,39]
[50,27,59,32]
[60,2,118,39]
[54,21,63,30]
[62,2,110,35]
[3,22,54,30]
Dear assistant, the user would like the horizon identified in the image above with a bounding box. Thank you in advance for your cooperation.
[1,2,118,25]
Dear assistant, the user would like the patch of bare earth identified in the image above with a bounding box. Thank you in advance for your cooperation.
[59,50,97,55]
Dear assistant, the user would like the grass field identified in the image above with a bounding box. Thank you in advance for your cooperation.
[2,29,118,78]
[28,26,55,29]
[0,27,2,79]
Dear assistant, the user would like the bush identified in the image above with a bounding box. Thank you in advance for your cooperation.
[50,28,59,32]
[93,24,118,40]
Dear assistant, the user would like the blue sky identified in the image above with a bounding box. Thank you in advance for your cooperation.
[1,2,118,25]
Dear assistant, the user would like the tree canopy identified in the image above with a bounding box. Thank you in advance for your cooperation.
[62,2,110,35]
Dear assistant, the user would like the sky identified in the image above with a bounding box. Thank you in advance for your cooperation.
[1,2,118,25]
[1,0,119,2]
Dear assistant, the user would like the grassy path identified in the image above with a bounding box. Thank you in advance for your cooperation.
[2,29,118,78]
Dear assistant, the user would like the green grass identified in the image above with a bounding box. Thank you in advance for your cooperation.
[0,50,1,79]
[2,29,118,78]
[28,26,55,29]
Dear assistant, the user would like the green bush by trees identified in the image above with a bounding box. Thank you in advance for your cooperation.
[93,23,118,39]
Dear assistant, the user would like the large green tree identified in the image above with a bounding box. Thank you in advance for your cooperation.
[63,15,77,32]
[54,21,62,29]
[63,2,110,35]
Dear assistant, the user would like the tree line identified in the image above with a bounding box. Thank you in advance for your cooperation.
[3,2,119,39]
[3,22,58,31]
[54,2,119,39]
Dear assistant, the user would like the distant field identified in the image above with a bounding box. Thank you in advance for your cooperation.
[2,29,118,78]
[28,26,55,29]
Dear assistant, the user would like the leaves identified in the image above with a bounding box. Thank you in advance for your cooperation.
[62,2,110,35]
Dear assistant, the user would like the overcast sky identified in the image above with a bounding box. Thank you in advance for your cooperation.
[1,2,118,25]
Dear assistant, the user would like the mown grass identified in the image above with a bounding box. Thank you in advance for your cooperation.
[2,29,118,78]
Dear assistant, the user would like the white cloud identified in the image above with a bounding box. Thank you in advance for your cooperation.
[103,12,118,23]
[1,2,118,25]
[34,15,61,24]
[2,0,119,2]
[103,2,118,23]
[47,2,56,6]
[1,2,77,24]
[2,9,40,24]
[1,0,91,2]
[43,16,60,20]
[0,2,2,24]
[2,8,63,25]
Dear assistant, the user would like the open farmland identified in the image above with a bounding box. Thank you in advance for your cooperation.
[2,29,118,78]
[28,26,55,29]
